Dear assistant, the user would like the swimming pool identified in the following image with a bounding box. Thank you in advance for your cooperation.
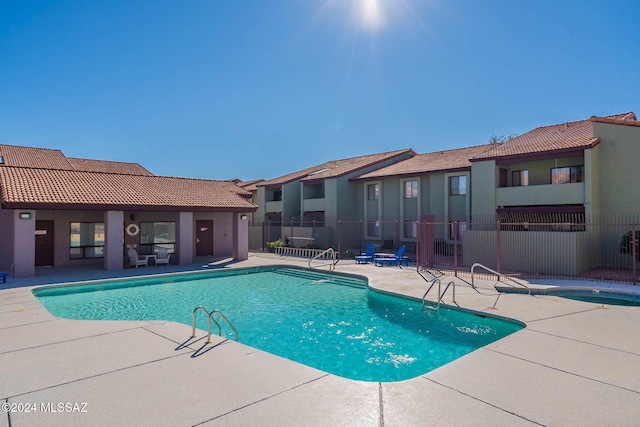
[545,287,640,306]
[34,266,523,382]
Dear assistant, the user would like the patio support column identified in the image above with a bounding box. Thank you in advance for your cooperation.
[13,210,35,278]
[233,212,249,261]
[104,210,124,271]
[178,212,193,265]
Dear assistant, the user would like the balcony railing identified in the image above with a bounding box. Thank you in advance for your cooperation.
[265,200,283,213]
[496,182,584,207]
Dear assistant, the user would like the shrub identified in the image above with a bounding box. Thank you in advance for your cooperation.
[267,239,286,253]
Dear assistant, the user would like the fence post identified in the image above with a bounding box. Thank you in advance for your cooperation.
[496,220,502,273]
[267,220,271,249]
[453,220,459,277]
[416,220,421,272]
[290,219,294,246]
[633,223,637,285]
[312,220,316,249]
[337,220,341,259]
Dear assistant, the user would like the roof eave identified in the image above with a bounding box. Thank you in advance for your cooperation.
[351,166,471,181]
[470,145,594,164]
[1,202,258,212]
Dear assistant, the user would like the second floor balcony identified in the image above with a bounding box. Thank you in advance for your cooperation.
[496,182,585,207]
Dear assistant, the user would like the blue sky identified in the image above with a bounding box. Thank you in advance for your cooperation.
[1,1,639,181]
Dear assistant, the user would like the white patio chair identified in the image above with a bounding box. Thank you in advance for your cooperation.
[155,247,171,266]
[128,248,148,268]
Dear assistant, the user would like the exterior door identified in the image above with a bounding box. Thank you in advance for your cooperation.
[35,220,54,267]
[196,220,214,256]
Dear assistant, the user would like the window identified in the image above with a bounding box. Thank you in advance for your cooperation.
[449,176,467,195]
[140,222,176,255]
[367,183,379,200]
[70,222,104,259]
[512,170,529,186]
[366,220,380,237]
[404,221,417,238]
[449,221,467,240]
[404,180,418,198]
[551,166,584,184]
[272,190,282,201]
[304,183,324,199]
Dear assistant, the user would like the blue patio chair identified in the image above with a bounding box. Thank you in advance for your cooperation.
[355,244,376,264]
[373,245,407,267]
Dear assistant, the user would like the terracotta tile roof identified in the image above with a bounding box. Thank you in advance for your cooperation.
[258,149,416,187]
[68,157,153,175]
[235,179,265,192]
[590,113,640,127]
[0,167,257,211]
[0,144,74,169]
[471,112,636,161]
[354,144,493,179]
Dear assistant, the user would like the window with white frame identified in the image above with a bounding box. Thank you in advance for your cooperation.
[449,176,467,195]
[512,170,529,186]
[367,183,379,200]
[551,166,584,184]
[404,180,418,198]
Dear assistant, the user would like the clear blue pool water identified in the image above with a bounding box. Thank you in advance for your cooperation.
[546,288,640,306]
[34,266,523,382]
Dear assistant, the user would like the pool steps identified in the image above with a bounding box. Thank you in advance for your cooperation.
[275,268,367,288]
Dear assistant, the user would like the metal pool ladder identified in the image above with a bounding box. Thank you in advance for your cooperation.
[470,262,530,294]
[308,248,338,271]
[421,278,457,311]
[191,306,239,343]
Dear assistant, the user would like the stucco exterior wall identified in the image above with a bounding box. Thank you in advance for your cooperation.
[282,181,301,221]
[0,208,14,272]
[194,211,235,258]
[232,213,249,261]
[593,122,640,214]
[427,174,445,219]
[178,211,194,265]
[471,160,497,217]
[104,210,124,271]
[37,210,106,268]
[255,187,266,222]
[463,230,591,276]
[13,210,35,277]
[584,147,599,222]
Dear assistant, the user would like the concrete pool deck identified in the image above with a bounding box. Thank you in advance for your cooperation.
[1,253,640,426]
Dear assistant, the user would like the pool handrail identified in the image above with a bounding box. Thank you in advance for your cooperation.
[422,278,457,310]
[308,248,337,271]
[470,262,530,294]
[191,306,239,343]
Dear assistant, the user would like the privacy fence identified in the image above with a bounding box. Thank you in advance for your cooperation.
[250,214,640,284]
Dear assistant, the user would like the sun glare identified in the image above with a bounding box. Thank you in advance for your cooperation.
[358,0,385,31]
[311,0,435,37]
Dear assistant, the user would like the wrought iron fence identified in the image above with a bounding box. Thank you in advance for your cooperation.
[250,214,640,284]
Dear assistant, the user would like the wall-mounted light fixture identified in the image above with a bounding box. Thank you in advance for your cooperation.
[19,212,31,220]
[240,214,248,220]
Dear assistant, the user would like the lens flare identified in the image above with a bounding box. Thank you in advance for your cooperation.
[358,0,385,31]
